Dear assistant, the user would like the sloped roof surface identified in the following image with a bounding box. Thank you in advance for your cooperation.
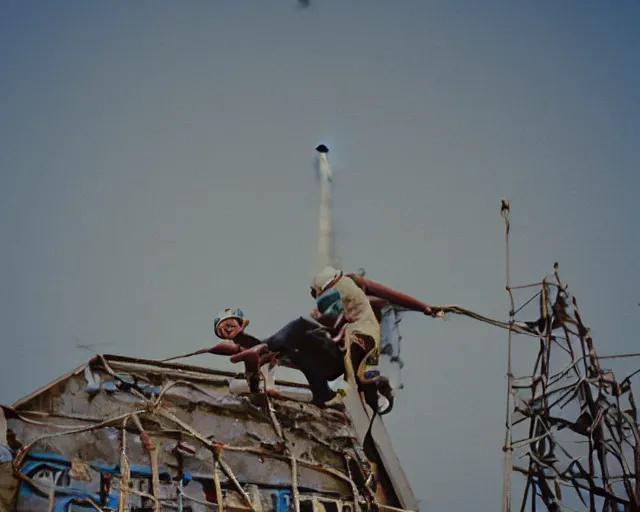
[3,354,417,511]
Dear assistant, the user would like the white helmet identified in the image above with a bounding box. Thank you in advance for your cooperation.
[214,308,245,338]
[312,266,343,296]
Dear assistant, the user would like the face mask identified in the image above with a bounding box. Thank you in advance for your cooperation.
[316,288,344,319]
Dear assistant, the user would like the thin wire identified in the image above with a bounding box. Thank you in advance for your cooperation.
[513,291,541,316]
[599,353,640,360]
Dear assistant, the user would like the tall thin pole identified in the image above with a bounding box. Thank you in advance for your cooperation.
[501,199,514,512]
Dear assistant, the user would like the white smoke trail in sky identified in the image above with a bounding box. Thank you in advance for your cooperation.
[314,144,337,273]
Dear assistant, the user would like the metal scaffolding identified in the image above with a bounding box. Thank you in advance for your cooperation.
[501,203,640,512]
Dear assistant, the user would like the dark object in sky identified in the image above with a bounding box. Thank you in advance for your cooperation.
[316,144,329,154]
[298,0,310,7]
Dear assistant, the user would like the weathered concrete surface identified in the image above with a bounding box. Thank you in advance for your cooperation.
[0,462,18,512]
[2,355,414,511]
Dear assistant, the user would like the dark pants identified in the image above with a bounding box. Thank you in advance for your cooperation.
[262,317,344,404]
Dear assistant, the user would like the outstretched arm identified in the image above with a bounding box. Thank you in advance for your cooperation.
[348,273,438,316]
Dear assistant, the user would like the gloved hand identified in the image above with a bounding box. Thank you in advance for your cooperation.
[424,306,446,318]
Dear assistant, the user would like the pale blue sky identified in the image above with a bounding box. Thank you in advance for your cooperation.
[1,1,639,509]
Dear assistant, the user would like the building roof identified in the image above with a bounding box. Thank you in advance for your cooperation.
[8,354,418,511]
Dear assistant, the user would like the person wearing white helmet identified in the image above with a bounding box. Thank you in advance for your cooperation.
[214,307,346,407]
[212,308,273,391]
[310,265,393,414]
[213,308,254,346]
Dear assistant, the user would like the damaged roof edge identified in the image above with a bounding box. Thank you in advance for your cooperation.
[11,353,313,409]
[12,360,90,409]
[8,353,419,511]
[99,353,313,389]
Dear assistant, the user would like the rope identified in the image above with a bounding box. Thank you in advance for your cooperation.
[131,414,161,512]
[213,450,224,512]
[161,348,212,363]
[426,305,539,337]
[118,416,132,512]
[264,386,300,512]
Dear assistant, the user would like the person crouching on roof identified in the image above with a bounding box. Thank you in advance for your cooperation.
[213,308,275,392]
[213,308,346,408]
[311,265,394,415]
